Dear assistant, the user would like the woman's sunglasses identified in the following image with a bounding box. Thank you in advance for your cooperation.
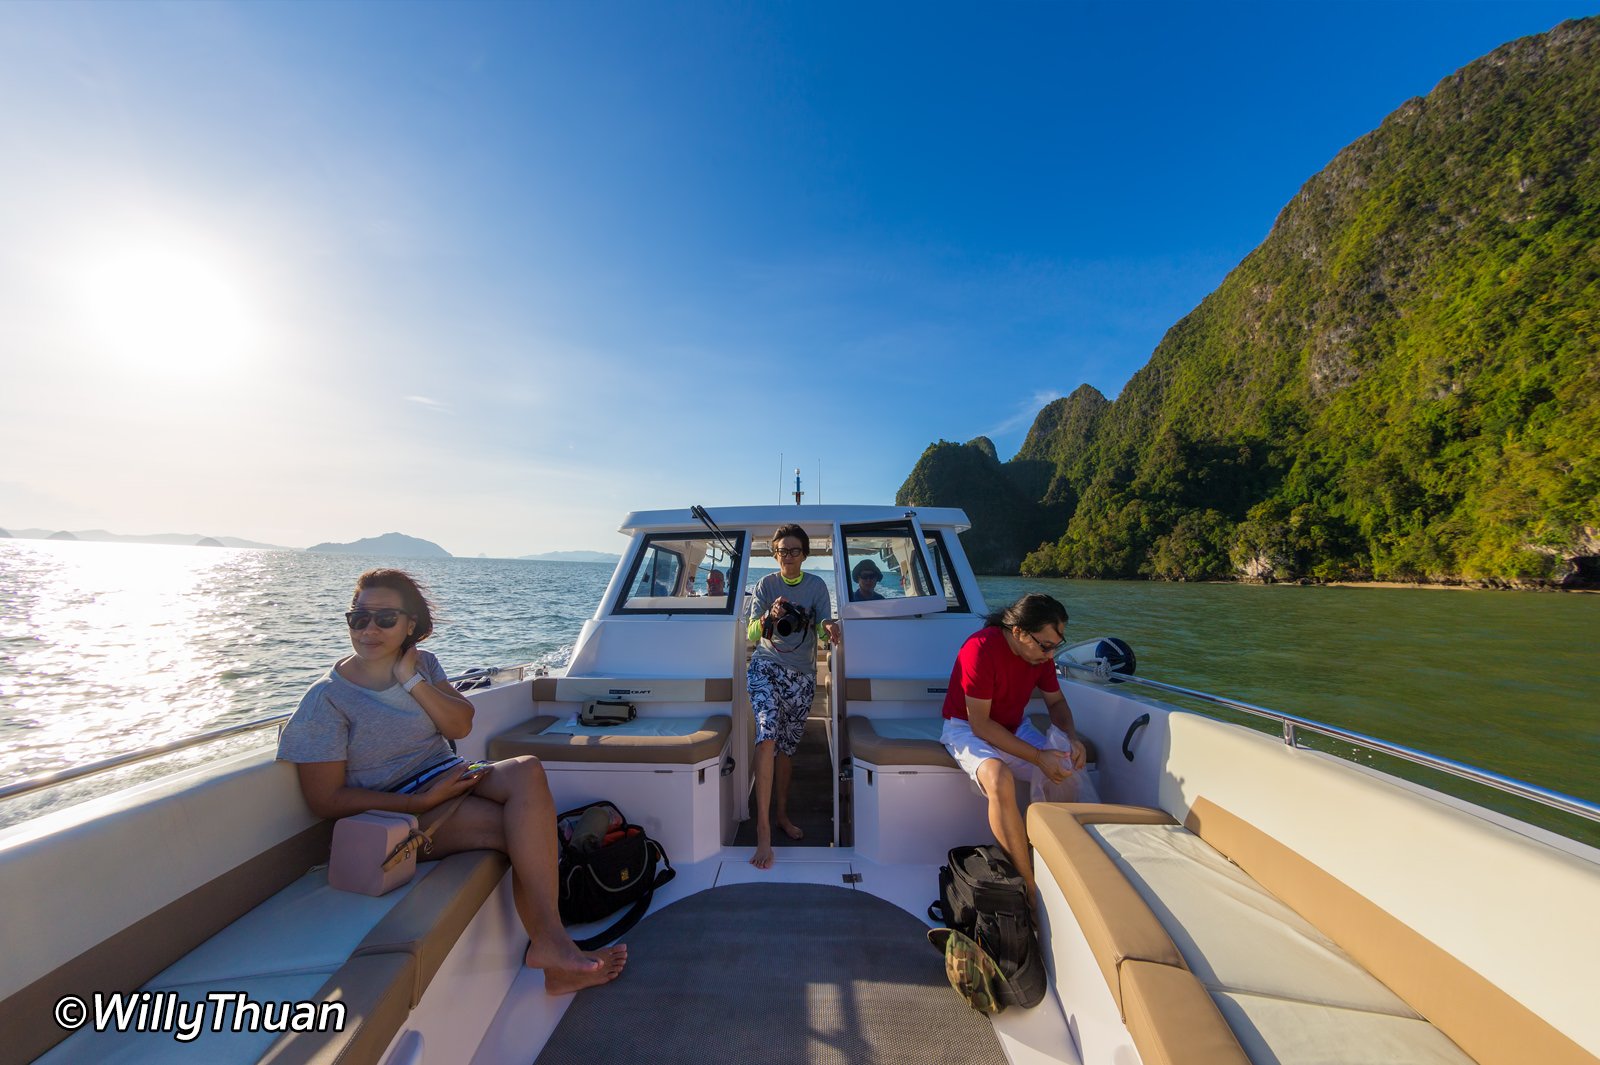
[346,609,409,630]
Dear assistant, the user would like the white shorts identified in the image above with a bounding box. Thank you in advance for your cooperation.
[941,717,1102,803]
[941,717,1049,792]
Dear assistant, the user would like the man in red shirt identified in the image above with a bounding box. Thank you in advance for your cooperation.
[942,593,1090,896]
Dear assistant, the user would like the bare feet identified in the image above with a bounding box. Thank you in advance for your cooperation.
[525,933,603,974]
[775,816,804,841]
[751,825,775,869]
[542,945,628,995]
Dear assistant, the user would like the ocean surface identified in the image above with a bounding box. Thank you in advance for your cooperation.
[2,540,1595,837]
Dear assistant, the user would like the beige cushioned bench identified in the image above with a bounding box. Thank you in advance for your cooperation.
[8,806,508,1065]
[847,713,1097,769]
[1029,800,1597,1065]
[29,846,508,1065]
[489,714,732,765]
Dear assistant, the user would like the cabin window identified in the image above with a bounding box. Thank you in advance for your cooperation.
[614,532,746,614]
[926,531,970,613]
[840,522,938,603]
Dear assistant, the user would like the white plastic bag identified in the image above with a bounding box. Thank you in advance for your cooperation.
[1030,725,1101,804]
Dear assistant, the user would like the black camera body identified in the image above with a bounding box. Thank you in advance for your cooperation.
[761,601,816,641]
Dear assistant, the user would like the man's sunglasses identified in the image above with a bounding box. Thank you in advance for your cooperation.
[1026,630,1064,654]
[346,609,409,630]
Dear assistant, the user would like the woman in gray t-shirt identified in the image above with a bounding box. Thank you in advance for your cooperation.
[277,568,626,994]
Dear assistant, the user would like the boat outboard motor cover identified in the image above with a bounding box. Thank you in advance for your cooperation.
[1059,637,1136,681]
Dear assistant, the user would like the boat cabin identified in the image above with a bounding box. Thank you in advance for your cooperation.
[486,504,1007,865]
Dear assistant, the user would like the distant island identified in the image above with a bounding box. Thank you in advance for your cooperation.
[518,550,621,564]
[1,528,288,549]
[899,18,1599,590]
[306,532,452,558]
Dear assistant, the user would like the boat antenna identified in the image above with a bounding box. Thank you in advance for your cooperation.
[792,467,804,506]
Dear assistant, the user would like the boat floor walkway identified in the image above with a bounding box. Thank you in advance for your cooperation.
[533,881,1006,1065]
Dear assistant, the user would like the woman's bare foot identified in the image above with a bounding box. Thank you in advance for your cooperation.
[751,825,775,869]
[542,945,628,995]
[525,933,604,974]
[775,816,804,841]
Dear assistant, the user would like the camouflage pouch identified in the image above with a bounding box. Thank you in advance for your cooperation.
[927,926,1003,1014]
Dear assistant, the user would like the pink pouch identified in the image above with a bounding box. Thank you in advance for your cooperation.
[328,811,426,896]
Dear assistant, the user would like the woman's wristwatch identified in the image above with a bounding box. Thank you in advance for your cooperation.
[401,673,424,693]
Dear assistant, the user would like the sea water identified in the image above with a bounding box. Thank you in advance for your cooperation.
[1,540,1595,833]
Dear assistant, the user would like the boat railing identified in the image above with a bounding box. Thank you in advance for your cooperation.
[1063,662,1600,825]
[0,668,525,804]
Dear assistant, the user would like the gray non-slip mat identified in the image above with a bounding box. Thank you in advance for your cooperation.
[535,882,1007,1065]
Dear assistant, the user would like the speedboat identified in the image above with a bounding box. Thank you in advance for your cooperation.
[3,504,1596,1064]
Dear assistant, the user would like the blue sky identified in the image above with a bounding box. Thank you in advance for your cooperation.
[0,1,1592,556]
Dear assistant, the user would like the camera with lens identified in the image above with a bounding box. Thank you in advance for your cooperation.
[761,600,816,641]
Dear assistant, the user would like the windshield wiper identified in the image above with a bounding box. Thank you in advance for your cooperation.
[690,504,740,561]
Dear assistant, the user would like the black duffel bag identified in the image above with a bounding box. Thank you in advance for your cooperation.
[555,800,675,949]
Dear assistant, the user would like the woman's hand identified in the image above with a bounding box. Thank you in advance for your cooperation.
[392,647,421,687]
[1069,738,1088,771]
[415,762,487,812]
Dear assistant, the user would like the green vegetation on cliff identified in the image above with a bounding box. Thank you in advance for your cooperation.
[899,18,1600,585]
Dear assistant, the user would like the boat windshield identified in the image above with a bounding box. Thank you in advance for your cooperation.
[613,531,746,614]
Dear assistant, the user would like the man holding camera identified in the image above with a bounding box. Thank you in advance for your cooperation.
[746,523,841,869]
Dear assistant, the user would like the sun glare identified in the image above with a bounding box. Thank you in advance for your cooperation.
[71,236,264,376]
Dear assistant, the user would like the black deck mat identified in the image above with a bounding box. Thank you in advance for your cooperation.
[534,883,1008,1065]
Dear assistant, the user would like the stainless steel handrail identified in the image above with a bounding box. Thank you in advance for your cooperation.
[0,713,292,803]
[0,668,525,804]
[1063,664,1600,825]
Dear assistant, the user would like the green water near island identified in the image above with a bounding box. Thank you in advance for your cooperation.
[981,576,1599,845]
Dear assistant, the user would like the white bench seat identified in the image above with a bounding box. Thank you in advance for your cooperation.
[1029,779,1599,1065]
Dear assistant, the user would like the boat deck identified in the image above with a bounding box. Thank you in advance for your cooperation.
[466,849,1081,1065]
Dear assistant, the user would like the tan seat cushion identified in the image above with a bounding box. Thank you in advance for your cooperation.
[258,952,418,1065]
[353,850,509,1006]
[489,714,732,765]
[846,714,1097,769]
[1027,802,1187,1013]
[1121,959,1251,1065]
[846,716,958,768]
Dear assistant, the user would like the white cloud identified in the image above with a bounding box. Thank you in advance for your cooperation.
[984,389,1065,439]
[405,395,454,414]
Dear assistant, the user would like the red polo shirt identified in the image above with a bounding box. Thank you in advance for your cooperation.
[942,626,1060,732]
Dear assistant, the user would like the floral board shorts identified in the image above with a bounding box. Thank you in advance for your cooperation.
[747,657,817,756]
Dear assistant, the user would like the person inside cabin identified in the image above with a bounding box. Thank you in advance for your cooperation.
[746,524,842,869]
[851,559,886,601]
[705,569,726,597]
[277,568,627,994]
[941,593,1090,899]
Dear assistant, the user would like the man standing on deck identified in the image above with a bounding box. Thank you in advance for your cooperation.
[747,523,841,869]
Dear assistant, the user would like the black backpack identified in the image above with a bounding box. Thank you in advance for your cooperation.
[928,845,1047,1011]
